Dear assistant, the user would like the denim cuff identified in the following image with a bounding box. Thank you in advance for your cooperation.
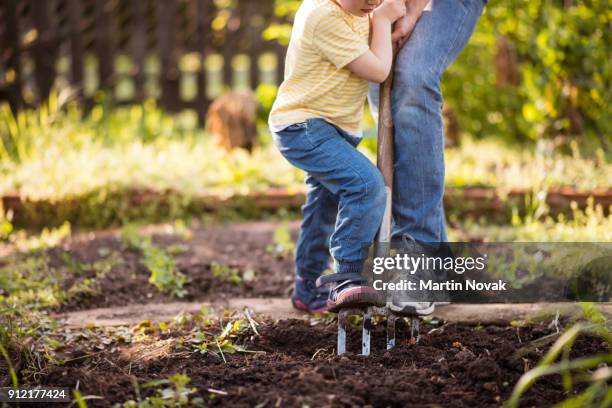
[335,261,363,274]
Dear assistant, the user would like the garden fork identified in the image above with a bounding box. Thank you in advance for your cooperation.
[335,47,421,356]
[337,307,420,355]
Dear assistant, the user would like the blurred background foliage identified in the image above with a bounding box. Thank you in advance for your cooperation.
[266,0,611,154]
[0,0,610,231]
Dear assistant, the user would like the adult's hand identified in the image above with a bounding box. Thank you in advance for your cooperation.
[392,0,431,49]
[391,14,417,48]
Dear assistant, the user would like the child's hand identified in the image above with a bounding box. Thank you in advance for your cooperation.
[373,0,407,24]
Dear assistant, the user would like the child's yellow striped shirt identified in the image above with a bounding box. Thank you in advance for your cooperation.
[269,0,370,137]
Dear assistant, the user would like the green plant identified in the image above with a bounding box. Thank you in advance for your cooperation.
[266,222,295,257]
[120,225,189,298]
[453,199,612,242]
[13,222,71,252]
[0,341,19,387]
[115,374,204,408]
[188,319,249,359]
[144,245,188,298]
[210,263,242,285]
[505,303,612,407]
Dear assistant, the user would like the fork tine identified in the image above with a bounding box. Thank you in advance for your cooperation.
[387,314,397,349]
[338,310,348,355]
[411,317,421,344]
[361,309,372,356]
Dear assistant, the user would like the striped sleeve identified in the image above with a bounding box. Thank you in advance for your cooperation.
[312,14,369,69]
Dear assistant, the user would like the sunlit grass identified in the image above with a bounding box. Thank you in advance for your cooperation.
[1,98,609,203]
[1,137,301,200]
[445,137,611,190]
[449,200,612,242]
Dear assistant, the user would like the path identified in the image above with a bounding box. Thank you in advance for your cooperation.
[53,299,612,328]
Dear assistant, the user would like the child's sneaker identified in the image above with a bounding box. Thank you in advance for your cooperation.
[291,276,330,314]
[316,273,384,313]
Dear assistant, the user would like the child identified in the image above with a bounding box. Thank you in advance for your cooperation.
[269,0,407,313]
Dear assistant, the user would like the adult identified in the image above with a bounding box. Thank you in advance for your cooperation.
[368,0,486,314]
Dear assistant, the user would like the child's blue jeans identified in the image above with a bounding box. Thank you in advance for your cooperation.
[271,118,386,280]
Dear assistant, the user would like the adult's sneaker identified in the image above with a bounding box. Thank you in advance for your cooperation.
[386,235,440,316]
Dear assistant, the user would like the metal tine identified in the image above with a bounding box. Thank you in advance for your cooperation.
[361,309,372,356]
[339,307,401,355]
[411,317,421,344]
[338,310,349,355]
[386,313,397,350]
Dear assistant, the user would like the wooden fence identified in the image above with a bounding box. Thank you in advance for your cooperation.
[0,0,289,123]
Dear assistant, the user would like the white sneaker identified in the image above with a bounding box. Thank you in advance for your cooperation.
[388,300,435,315]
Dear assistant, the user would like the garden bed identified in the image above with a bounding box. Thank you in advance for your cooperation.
[6,315,610,407]
[2,186,612,229]
[0,221,299,313]
[2,220,611,407]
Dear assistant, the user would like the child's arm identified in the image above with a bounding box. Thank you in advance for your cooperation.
[346,0,407,83]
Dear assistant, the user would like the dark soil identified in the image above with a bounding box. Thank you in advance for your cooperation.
[6,219,582,314]
[17,318,610,408]
[4,221,610,407]
[50,221,300,312]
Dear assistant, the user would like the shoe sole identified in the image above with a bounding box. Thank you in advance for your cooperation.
[387,302,435,316]
[291,298,329,314]
[328,287,384,313]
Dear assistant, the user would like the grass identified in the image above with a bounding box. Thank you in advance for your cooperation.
[506,303,612,408]
[0,243,119,312]
[450,199,612,242]
[1,97,610,204]
[445,137,611,191]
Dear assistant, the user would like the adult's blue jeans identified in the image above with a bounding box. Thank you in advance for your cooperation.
[271,118,386,280]
[369,0,485,243]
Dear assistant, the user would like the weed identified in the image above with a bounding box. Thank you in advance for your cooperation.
[120,225,189,298]
[211,263,242,285]
[0,341,18,387]
[144,245,188,298]
[506,303,612,407]
[114,374,204,407]
[266,222,295,257]
[187,318,250,358]
[13,222,71,252]
[309,312,337,326]
[0,248,119,313]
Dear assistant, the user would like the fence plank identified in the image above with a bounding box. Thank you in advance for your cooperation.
[222,6,236,89]
[196,0,214,125]
[0,0,289,116]
[247,4,260,89]
[157,0,181,111]
[3,0,24,112]
[94,0,115,92]
[66,0,84,99]
[130,0,147,102]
